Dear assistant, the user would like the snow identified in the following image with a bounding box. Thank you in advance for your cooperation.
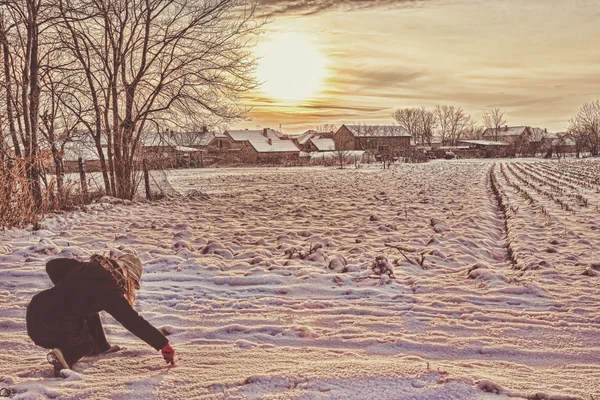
[1,159,599,399]
[226,129,284,142]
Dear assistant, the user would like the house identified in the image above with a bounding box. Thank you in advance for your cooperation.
[208,132,236,152]
[142,132,205,168]
[482,126,533,142]
[288,130,317,147]
[226,128,284,146]
[61,142,103,172]
[526,128,554,156]
[207,128,299,163]
[302,136,335,153]
[551,132,578,157]
[207,128,288,152]
[482,126,540,156]
[291,130,335,147]
[333,124,411,153]
[238,138,300,164]
[169,128,215,150]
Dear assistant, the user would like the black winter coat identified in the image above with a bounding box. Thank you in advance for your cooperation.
[27,258,168,351]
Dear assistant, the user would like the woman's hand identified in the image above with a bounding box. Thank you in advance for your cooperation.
[161,343,175,365]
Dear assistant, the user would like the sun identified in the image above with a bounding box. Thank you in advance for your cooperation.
[256,32,328,103]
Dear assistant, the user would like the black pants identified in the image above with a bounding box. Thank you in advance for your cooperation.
[27,313,111,367]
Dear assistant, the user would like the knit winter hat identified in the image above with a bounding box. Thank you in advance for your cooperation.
[116,254,143,289]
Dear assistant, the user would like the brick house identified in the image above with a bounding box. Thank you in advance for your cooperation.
[482,126,533,143]
[238,138,300,164]
[482,126,538,156]
[142,132,205,168]
[289,130,335,148]
[207,128,290,160]
[302,137,335,153]
[333,124,411,153]
[208,133,236,152]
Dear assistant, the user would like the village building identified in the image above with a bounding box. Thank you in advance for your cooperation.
[207,128,285,151]
[551,132,578,157]
[238,138,300,164]
[288,129,335,148]
[525,128,555,156]
[481,125,537,146]
[288,130,317,148]
[207,128,300,164]
[302,136,335,153]
[209,132,236,152]
[61,142,103,172]
[333,124,411,153]
[142,132,206,168]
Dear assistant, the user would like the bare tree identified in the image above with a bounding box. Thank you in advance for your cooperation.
[569,100,600,156]
[435,105,473,146]
[462,125,484,140]
[0,13,21,158]
[57,0,264,199]
[417,107,436,146]
[38,51,82,207]
[334,148,350,169]
[316,124,338,134]
[0,0,57,206]
[393,108,421,144]
[482,108,506,142]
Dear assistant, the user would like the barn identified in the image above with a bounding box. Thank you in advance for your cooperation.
[333,125,411,153]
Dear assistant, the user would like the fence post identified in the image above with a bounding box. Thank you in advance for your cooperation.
[78,157,88,202]
[143,159,152,200]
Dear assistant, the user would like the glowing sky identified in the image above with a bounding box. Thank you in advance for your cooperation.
[241,0,600,134]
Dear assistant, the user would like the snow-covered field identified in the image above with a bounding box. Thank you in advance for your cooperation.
[1,159,599,399]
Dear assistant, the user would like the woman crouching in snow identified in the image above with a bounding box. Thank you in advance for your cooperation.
[26,254,175,376]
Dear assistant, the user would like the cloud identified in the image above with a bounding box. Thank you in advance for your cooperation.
[258,0,427,16]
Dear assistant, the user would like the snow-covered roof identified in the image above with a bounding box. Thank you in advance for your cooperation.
[309,137,335,151]
[343,125,411,137]
[246,139,300,153]
[482,126,530,137]
[226,129,284,142]
[295,130,319,145]
[189,132,216,147]
[552,134,576,146]
[458,140,509,146]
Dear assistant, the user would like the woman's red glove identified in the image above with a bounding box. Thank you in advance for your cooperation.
[161,343,175,365]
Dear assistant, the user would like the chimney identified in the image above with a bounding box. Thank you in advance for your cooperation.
[263,128,268,137]
[505,125,508,131]
[544,128,547,133]
[267,138,272,145]
[202,126,207,134]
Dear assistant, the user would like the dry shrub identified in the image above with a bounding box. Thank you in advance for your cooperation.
[0,158,46,229]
